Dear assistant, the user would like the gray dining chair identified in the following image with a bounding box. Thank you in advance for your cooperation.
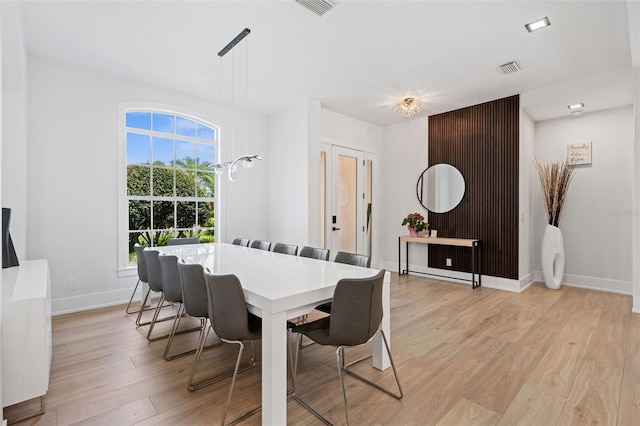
[232,238,250,247]
[204,272,262,425]
[299,246,330,261]
[139,248,178,340]
[334,251,371,268]
[158,254,204,360]
[167,237,200,245]
[177,260,256,392]
[127,244,155,315]
[250,240,271,251]
[135,248,173,328]
[316,251,372,314]
[273,243,298,256]
[334,251,352,264]
[291,269,402,425]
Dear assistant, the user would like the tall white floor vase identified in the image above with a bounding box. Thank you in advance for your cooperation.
[541,224,565,289]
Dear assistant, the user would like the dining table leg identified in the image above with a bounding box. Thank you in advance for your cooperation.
[261,310,288,425]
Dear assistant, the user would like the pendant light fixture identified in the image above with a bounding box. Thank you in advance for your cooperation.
[211,28,262,182]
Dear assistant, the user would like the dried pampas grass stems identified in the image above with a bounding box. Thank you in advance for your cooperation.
[535,157,575,227]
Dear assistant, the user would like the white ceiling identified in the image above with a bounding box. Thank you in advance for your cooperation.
[18,1,637,126]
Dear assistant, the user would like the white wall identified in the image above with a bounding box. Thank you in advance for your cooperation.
[267,99,312,245]
[321,109,383,153]
[379,118,428,272]
[534,105,634,294]
[519,109,535,287]
[27,55,269,314]
[0,2,4,420]
[306,99,322,247]
[2,2,27,261]
[633,71,640,311]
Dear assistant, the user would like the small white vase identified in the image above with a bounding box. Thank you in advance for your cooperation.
[541,224,565,290]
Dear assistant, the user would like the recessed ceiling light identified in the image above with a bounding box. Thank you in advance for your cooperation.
[567,103,584,110]
[525,17,551,32]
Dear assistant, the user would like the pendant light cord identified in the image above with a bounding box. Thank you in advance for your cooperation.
[245,37,249,156]
[212,27,261,180]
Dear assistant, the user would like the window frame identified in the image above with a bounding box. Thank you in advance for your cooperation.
[117,103,221,276]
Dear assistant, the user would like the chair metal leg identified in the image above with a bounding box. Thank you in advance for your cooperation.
[288,329,299,394]
[135,287,152,326]
[292,329,403,425]
[188,324,211,390]
[291,394,332,426]
[163,306,207,360]
[336,347,350,426]
[126,279,160,315]
[221,340,261,426]
[146,298,204,343]
[146,294,167,340]
[291,333,333,425]
[135,288,174,327]
[341,330,404,400]
[187,322,252,392]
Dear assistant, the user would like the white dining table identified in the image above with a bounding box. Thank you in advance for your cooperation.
[156,242,391,425]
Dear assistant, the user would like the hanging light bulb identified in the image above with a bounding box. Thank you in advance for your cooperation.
[243,158,254,169]
[228,162,238,182]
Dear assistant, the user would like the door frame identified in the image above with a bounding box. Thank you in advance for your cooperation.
[321,140,379,265]
[331,146,365,255]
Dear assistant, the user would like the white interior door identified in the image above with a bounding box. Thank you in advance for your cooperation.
[331,146,365,255]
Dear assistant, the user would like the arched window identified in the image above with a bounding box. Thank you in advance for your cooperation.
[119,108,219,267]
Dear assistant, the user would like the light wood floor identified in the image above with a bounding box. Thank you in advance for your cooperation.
[7,273,640,425]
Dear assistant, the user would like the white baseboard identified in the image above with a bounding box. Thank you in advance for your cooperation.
[519,272,536,292]
[482,276,521,293]
[52,287,139,316]
[383,260,632,297]
[380,260,521,292]
[536,271,633,295]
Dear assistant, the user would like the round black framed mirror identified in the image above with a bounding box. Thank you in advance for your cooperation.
[416,164,465,213]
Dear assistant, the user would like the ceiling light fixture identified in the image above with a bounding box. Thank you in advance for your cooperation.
[567,103,584,110]
[212,28,262,182]
[525,17,550,32]
[394,97,423,118]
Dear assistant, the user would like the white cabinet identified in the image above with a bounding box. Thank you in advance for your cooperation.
[1,260,51,418]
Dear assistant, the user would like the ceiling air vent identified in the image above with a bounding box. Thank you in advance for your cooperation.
[295,0,335,16]
[500,61,521,75]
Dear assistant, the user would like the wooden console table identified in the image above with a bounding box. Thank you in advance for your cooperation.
[398,236,481,288]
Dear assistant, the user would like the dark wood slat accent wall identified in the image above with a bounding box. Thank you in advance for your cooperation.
[428,95,519,279]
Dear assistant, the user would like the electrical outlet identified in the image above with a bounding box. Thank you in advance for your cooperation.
[68,279,78,291]
[446,258,452,267]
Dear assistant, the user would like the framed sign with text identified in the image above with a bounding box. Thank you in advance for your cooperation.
[568,142,592,165]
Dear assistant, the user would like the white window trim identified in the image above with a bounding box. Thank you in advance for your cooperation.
[117,102,223,275]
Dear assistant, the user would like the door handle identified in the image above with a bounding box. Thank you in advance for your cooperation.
[332,227,341,231]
